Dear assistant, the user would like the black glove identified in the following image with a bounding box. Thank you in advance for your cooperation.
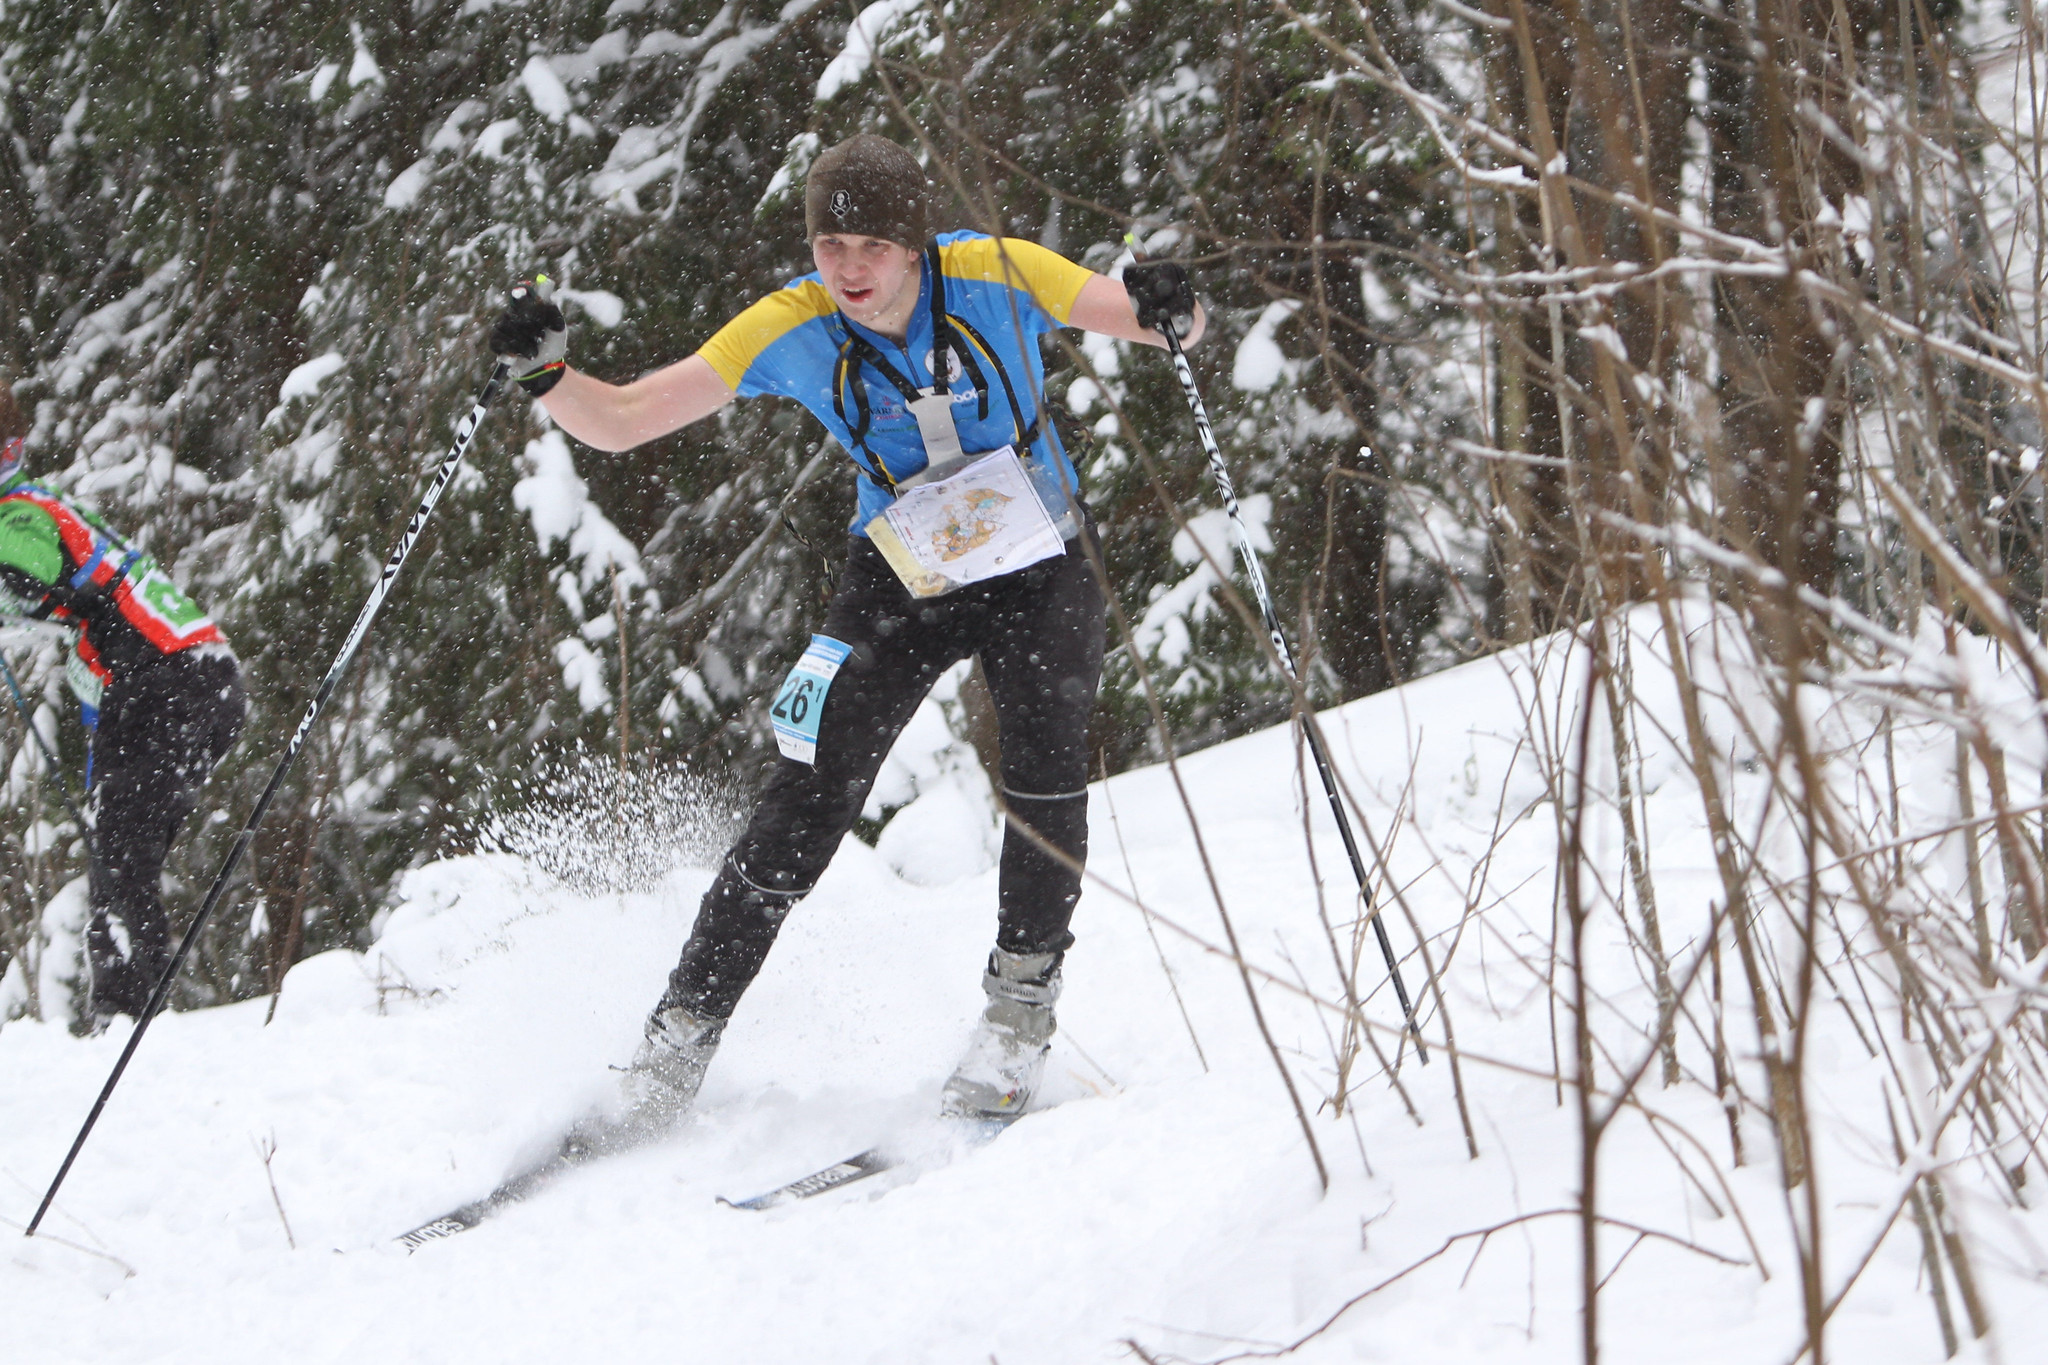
[1123,260,1197,339]
[490,278,568,397]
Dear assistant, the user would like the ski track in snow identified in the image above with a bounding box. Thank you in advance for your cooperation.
[4,608,2046,1363]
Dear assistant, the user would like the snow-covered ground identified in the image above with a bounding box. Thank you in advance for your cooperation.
[4,612,2045,1364]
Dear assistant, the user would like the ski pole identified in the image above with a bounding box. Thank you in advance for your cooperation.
[1147,308,1429,1063]
[26,360,511,1236]
[0,650,94,863]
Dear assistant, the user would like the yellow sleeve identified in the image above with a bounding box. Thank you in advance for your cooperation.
[694,280,839,393]
[939,237,1095,325]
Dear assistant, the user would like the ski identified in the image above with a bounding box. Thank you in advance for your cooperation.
[718,1147,899,1211]
[401,1109,1028,1242]
[396,1147,574,1251]
[395,1123,628,1251]
[719,1115,1011,1212]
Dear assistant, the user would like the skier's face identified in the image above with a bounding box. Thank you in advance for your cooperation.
[812,234,921,337]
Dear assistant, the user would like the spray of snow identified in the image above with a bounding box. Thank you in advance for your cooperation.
[471,756,743,896]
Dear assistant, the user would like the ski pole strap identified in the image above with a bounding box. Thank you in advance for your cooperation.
[515,359,567,397]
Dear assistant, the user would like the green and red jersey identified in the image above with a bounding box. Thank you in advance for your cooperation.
[0,481,225,724]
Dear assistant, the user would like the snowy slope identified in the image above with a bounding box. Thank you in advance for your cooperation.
[4,610,2045,1364]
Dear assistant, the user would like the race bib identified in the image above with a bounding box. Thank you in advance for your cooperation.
[771,635,853,764]
[865,447,1064,598]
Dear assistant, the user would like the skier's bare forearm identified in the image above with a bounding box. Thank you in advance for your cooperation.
[1068,274,1206,350]
[536,356,736,452]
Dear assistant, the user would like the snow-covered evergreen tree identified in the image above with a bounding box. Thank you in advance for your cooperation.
[0,0,1468,1006]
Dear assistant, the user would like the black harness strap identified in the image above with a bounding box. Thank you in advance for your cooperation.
[829,243,1043,492]
[831,349,907,493]
[922,244,994,426]
[944,313,1040,453]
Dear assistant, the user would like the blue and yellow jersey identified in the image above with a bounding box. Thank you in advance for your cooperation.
[696,231,1095,532]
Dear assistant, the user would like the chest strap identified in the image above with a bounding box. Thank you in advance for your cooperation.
[829,244,1043,492]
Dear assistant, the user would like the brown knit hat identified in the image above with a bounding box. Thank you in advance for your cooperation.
[0,383,24,445]
[804,135,930,247]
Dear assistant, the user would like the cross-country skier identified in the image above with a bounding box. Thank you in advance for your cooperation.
[0,382,246,1029]
[489,133,1202,1131]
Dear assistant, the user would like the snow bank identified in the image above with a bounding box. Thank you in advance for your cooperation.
[3,610,2044,1364]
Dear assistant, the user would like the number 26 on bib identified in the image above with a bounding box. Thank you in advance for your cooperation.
[771,635,853,764]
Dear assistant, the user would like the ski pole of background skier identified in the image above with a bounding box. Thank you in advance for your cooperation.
[0,650,93,862]
[1137,251,1428,1063]
[26,358,513,1237]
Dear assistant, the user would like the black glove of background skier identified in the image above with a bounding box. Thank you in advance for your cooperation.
[490,278,568,396]
[1123,260,1196,340]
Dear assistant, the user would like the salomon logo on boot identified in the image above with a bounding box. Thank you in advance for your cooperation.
[941,947,1062,1124]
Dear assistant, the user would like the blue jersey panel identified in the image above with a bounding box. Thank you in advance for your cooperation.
[702,233,1092,533]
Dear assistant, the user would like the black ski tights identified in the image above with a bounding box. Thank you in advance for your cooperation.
[86,647,246,1021]
[662,530,1106,1022]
